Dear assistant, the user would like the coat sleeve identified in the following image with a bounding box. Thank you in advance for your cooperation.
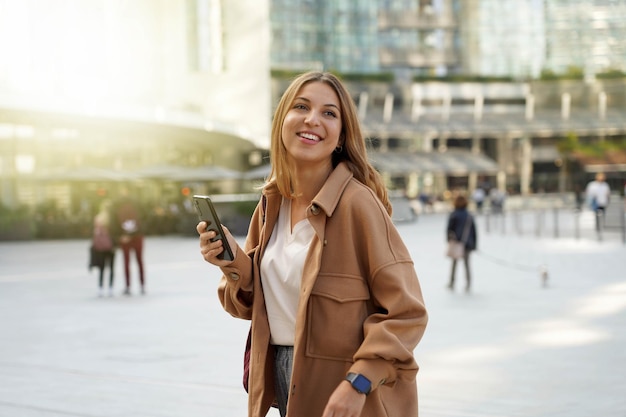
[217,197,264,320]
[347,190,428,390]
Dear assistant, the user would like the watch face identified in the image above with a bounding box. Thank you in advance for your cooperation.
[348,373,371,394]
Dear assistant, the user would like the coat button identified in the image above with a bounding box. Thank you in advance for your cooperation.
[310,204,320,215]
[228,272,240,281]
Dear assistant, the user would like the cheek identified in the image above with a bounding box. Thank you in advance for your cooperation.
[280,120,291,149]
[328,123,342,144]
[281,113,297,141]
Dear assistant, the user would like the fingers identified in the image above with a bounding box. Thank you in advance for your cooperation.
[196,221,207,235]
[197,222,235,265]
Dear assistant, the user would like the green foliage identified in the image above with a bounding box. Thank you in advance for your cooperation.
[559,133,626,157]
[0,203,31,229]
[539,66,584,80]
[596,69,626,79]
[412,74,514,83]
[232,200,259,217]
[331,71,395,82]
[270,68,395,83]
[0,203,35,240]
[270,69,308,79]
[557,132,579,153]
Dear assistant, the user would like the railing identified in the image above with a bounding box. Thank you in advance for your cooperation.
[481,193,625,244]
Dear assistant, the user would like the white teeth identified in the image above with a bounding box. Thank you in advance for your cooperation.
[299,132,321,141]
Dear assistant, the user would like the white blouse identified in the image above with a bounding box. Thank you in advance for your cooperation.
[260,198,315,346]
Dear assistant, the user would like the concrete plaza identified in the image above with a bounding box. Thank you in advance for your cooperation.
[1,210,625,417]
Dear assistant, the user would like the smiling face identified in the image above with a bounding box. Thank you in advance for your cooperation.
[280,81,343,170]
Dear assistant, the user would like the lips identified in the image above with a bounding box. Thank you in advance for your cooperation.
[298,132,322,142]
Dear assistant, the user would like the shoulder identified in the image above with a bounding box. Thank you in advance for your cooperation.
[341,178,389,218]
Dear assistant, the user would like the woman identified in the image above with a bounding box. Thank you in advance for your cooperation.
[112,188,146,295]
[197,71,428,417]
[91,200,115,297]
[446,195,477,292]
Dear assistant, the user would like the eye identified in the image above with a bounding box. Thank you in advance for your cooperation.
[293,103,308,111]
[324,110,338,118]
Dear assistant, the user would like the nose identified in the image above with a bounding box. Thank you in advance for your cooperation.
[304,111,320,126]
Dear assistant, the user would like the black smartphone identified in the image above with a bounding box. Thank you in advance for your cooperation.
[193,195,234,261]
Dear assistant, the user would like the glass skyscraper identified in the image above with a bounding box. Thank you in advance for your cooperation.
[544,0,626,77]
[270,0,458,77]
[269,0,626,79]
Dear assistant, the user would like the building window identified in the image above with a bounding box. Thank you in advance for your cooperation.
[187,0,224,73]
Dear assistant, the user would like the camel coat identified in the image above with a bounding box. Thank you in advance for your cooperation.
[217,162,428,416]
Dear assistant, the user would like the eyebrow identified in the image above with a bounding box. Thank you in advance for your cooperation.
[294,96,340,111]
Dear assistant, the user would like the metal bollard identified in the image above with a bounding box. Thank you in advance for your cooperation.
[553,207,559,238]
[535,210,543,237]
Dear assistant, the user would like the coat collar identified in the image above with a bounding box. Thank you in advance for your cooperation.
[310,162,353,217]
[261,162,354,218]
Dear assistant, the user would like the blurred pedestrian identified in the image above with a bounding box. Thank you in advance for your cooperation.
[489,187,505,214]
[471,187,485,214]
[90,200,115,297]
[446,195,477,292]
[113,188,146,295]
[197,71,428,417]
[585,172,610,232]
[574,184,584,211]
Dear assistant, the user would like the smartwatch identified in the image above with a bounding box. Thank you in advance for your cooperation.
[345,372,371,395]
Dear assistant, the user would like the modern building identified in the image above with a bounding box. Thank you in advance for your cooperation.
[269,0,626,199]
[457,0,546,79]
[270,0,459,79]
[544,0,626,78]
[1,0,625,226]
[0,0,271,215]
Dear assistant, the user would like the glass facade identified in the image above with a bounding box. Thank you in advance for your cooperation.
[270,0,327,70]
[544,0,626,76]
[270,0,626,79]
[270,0,455,74]
[458,0,545,79]
[324,1,379,73]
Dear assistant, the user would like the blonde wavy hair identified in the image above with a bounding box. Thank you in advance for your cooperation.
[266,71,392,215]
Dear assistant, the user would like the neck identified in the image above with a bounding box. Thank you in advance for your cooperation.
[291,161,333,204]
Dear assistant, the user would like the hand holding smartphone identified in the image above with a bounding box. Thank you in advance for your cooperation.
[193,195,234,261]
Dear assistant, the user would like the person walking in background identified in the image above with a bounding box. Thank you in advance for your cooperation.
[197,71,428,417]
[471,187,486,214]
[585,172,611,232]
[90,200,115,297]
[113,188,146,295]
[446,195,477,292]
[488,187,505,214]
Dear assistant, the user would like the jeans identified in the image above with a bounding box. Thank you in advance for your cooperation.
[120,235,145,289]
[97,250,115,288]
[273,345,294,417]
[594,207,606,232]
[449,253,471,291]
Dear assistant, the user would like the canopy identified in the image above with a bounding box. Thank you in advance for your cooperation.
[369,150,499,175]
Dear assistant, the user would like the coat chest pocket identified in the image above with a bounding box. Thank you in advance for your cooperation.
[306,274,370,361]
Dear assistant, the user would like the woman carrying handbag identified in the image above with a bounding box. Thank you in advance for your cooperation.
[446,195,477,292]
